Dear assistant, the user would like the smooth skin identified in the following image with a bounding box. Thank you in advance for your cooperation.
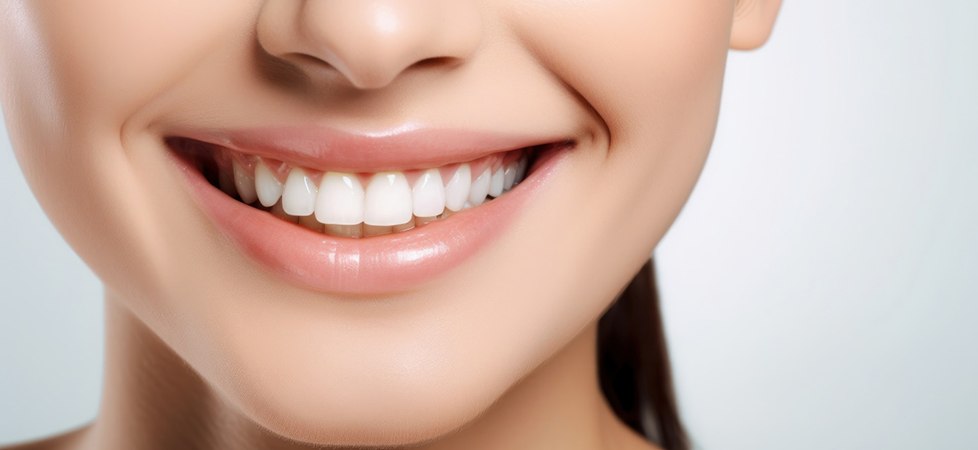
[0,1,780,449]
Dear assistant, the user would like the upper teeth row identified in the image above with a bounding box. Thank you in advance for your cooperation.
[228,154,529,226]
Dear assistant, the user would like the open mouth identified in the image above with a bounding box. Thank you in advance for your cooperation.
[167,137,549,238]
[163,126,574,294]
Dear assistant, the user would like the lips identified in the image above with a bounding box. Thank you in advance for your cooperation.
[173,125,570,173]
[166,126,573,295]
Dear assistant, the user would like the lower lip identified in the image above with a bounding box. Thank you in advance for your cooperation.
[169,145,570,296]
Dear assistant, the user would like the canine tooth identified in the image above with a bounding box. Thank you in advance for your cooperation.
[325,224,362,238]
[364,224,393,237]
[468,168,490,206]
[316,172,365,225]
[282,168,318,216]
[255,160,284,207]
[364,172,412,226]
[233,160,258,204]
[488,167,504,197]
[503,162,517,191]
[444,164,471,212]
[412,168,446,217]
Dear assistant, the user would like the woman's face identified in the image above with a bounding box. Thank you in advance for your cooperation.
[0,0,767,446]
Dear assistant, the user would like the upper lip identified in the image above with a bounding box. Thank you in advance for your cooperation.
[167,124,569,173]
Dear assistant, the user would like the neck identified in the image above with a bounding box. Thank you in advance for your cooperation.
[78,294,651,450]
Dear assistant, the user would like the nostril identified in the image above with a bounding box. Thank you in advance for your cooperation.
[293,53,332,68]
[289,52,337,74]
[410,56,461,70]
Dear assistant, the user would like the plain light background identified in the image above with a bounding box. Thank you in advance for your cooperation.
[2,1,976,449]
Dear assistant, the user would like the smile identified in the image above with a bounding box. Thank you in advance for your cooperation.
[166,126,574,295]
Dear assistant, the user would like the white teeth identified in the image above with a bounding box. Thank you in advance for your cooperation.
[255,160,284,207]
[282,168,318,216]
[503,162,517,191]
[444,164,471,212]
[412,168,446,218]
[488,167,504,197]
[233,160,258,204]
[315,172,365,225]
[364,172,413,226]
[224,152,529,234]
[468,168,491,206]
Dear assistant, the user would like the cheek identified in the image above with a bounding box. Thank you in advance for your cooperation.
[0,1,257,295]
[509,1,733,150]
[507,0,734,279]
[19,1,253,119]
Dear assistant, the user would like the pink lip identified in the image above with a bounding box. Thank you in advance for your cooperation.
[172,125,569,173]
[168,138,571,296]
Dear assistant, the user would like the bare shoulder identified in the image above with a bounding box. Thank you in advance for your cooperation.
[1,426,90,450]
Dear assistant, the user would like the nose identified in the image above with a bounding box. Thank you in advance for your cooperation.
[257,0,483,90]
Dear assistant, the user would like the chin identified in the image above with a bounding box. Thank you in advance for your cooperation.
[246,395,482,447]
[218,347,506,447]
[142,288,527,449]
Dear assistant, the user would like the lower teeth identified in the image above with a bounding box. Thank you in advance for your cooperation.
[256,197,492,238]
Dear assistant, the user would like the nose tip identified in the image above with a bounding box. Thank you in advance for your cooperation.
[257,0,483,90]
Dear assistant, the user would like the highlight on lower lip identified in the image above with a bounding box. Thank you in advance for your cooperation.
[170,141,571,295]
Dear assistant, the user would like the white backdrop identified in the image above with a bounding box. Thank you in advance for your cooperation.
[2,1,976,449]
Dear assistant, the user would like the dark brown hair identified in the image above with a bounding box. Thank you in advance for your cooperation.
[597,259,689,450]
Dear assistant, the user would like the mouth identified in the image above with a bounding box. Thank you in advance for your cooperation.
[168,137,542,237]
[165,126,574,295]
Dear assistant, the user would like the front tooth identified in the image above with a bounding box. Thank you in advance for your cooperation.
[233,160,259,204]
[504,162,518,190]
[488,167,504,197]
[364,172,412,226]
[316,172,365,225]
[468,168,490,206]
[412,168,446,218]
[444,164,471,212]
[282,168,318,216]
[255,160,283,207]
